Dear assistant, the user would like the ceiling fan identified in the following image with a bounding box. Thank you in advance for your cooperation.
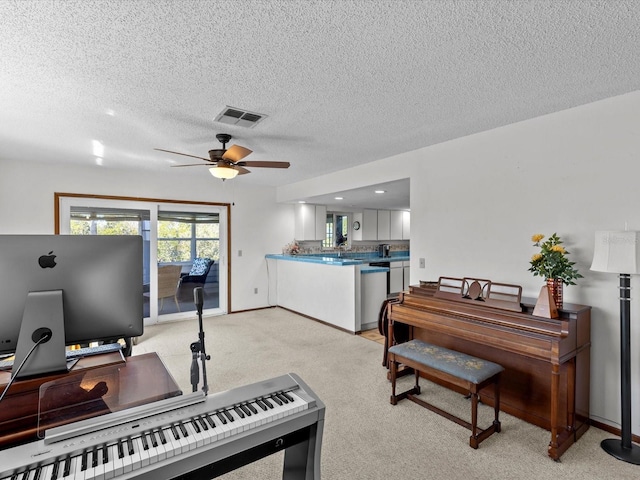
[155,133,290,180]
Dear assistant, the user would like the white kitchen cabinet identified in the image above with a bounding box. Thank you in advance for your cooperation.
[403,261,410,290]
[390,210,403,239]
[362,209,378,240]
[295,204,326,241]
[402,211,411,239]
[377,209,390,240]
[390,262,403,294]
[315,205,327,241]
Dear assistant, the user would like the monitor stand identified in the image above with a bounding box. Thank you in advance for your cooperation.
[12,290,68,379]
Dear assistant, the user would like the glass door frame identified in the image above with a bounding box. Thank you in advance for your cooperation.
[55,193,231,323]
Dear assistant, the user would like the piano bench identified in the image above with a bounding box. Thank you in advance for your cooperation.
[388,339,503,449]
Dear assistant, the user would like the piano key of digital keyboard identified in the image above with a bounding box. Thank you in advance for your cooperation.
[134,437,149,468]
[41,464,55,480]
[102,445,119,479]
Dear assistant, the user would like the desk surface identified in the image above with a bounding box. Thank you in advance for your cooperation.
[0,352,182,449]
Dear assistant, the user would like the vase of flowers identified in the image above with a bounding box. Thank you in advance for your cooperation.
[529,233,582,309]
[283,240,300,256]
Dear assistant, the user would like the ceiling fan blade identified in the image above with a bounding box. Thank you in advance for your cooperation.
[235,166,251,175]
[170,163,215,167]
[239,161,290,169]
[155,148,210,162]
[222,144,252,162]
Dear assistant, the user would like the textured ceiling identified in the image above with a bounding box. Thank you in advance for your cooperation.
[1,1,640,199]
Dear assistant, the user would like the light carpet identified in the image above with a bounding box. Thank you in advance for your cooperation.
[133,307,638,479]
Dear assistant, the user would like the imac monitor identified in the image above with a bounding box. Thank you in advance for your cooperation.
[0,235,143,378]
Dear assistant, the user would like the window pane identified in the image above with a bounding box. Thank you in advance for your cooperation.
[196,223,219,237]
[157,240,191,262]
[196,240,219,260]
[159,221,191,239]
[324,213,334,248]
[336,214,348,246]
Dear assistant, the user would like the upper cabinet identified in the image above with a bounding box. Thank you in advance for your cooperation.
[362,209,378,241]
[402,211,410,239]
[377,210,390,240]
[390,211,403,240]
[295,204,327,241]
[315,205,327,241]
[359,209,410,241]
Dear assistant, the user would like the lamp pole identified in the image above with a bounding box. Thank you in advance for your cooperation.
[591,230,640,464]
[600,273,640,463]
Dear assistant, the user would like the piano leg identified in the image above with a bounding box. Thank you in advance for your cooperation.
[167,424,323,479]
[283,421,324,480]
[567,358,576,432]
[549,363,560,459]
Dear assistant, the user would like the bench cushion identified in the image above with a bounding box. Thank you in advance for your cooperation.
[388,340,503,384]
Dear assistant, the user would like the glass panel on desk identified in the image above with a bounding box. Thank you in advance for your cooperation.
[37,364,120,438]
[37,353,182,438]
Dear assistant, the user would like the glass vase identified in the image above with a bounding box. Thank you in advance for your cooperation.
[546,278,563,310]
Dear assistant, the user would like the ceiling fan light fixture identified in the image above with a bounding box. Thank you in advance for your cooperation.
[209,165,239,180]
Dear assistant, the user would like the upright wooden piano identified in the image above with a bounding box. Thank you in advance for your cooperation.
[388,280,591,460]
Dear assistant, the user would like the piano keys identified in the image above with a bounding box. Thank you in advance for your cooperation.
[0,373,325,480]
[388,288,591,460]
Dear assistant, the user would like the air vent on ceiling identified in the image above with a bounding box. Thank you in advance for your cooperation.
[215,107,267,128]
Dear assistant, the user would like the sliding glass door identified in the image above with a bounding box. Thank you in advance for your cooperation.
[154,205,224,317]
[57,195,228,323]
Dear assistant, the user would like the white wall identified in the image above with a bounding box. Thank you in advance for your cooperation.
[413,91,640,434]
[278,90,640,435]
[0,160,295,312]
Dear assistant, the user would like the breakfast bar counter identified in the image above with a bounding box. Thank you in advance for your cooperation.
[265,254,392,332]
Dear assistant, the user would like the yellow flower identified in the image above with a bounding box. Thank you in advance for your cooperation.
[531,234,544,243]
[551,245,566,254]
[531,253,542,262]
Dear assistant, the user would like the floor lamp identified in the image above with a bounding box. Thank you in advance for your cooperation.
[591,230,640,464]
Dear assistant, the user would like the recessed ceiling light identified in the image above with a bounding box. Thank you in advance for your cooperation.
[298,200,306,204]
[375,190,386,194]
[334,197,343,200]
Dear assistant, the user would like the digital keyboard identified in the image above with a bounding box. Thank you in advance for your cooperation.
[0,373,325,480]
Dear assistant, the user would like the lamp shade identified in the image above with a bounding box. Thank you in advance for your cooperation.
[209,166,238,180]
[590,231,640,274]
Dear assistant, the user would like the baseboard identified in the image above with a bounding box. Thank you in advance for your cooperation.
[229,306,276,314]
[277,307,355,335]
[590,419,640,444]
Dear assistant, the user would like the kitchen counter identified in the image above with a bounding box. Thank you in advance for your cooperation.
[265,253,409,266]
[266,253,406,332]
[265,254,361,265]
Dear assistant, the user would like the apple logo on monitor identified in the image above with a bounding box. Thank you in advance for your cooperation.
[38,251,57,268]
